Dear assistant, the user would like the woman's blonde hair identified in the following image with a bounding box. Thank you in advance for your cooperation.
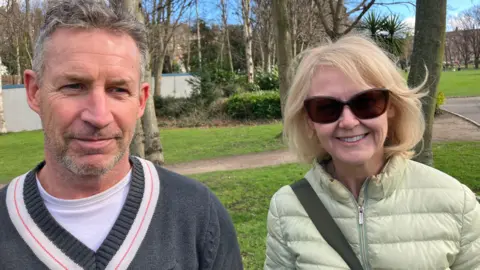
[284,33,427,164]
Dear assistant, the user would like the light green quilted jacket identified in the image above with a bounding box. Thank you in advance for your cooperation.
[264,155,480,270]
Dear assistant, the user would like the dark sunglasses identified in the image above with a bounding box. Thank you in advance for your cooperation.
[304,88,390,124]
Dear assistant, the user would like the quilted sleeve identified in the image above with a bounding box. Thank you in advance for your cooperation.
[264,192,296,270]
[451,186,480,269]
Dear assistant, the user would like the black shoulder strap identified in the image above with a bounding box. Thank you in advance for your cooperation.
[290,178,364,270]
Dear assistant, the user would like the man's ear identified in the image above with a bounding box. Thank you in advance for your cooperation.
[24,69,41,114]
[137,82,150,118]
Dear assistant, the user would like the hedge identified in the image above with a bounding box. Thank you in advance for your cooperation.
[225,91,281,120]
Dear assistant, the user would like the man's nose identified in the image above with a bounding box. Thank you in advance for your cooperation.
[80,89,114,129]
[338,106,360,129]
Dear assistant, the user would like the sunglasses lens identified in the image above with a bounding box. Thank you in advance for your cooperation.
[304,98,343,123]
[350,90,389,119]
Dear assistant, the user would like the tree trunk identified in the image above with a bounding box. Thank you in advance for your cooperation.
[15,37,21,84]
[266,43,271,72]
[271,41,276,68]
[0,57,7,134]
[291,7,297,56]
[25,0,34,66]
[259,39,265,71]
[407,0,447,166]
[273,0,293,118]
[154,55,165,96]
[264,36,272,72]
[130,119,145,157]
[226,26,234,72]
[221,0,234,73]
[141,84,164,164]
[186,27,191,72]
[242,0,254,83]
[196,0,202,70]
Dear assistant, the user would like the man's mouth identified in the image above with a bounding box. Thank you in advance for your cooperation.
[337,133,369,143]
[70,137,117,149]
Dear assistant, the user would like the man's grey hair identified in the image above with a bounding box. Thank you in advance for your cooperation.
[33,0,147,85]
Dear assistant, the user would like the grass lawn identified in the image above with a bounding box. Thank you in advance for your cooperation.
[439,69,480,97]
[193,141,480,269]
[0,123,285,182]
[160,123,284,164]
[402,68,480,97]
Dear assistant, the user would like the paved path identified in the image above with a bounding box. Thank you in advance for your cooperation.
[164,149,297,175]
[442,97,480,125]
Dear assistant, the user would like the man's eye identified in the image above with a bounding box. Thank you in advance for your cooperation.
[111,88,129,94]
[64,83,83,90]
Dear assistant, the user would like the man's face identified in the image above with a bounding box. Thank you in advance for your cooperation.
[27,28,148,176]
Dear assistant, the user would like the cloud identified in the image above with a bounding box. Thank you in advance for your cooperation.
[403,17,416,33]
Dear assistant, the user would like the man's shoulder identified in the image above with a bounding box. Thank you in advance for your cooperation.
[155,165,210,195]
[0,184,7,205]
[152,164,224,210]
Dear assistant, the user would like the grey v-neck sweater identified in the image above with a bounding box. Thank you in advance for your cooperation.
[0,157,243,270]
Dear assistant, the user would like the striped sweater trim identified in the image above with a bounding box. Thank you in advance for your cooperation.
[5,157,160,269]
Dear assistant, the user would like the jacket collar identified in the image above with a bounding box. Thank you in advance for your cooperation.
[307,155,408,203]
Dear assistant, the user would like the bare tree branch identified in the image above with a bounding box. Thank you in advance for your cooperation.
[346,0,370,16]
[340,0,375,36]
[314,0,335,38]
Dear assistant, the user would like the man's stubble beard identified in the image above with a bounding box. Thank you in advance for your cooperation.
[44,131,132,177]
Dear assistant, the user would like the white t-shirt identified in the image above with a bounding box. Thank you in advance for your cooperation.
[37,171,132,251]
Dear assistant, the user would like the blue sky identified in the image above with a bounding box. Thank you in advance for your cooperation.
[373,0,480,31]
[198,0,480,30]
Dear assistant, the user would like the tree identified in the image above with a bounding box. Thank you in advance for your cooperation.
[462,7,480,69]
[272,0,292,118]
[241,0,254,83]
[314,0,374,40]
[220,0,234,72]
[195,0,202,70]
[407,0,447,166]
[453,28,472,68]
[361,12,408,56]
[0,57,7,134]
[149,0,192,97]
[252,0,274,71]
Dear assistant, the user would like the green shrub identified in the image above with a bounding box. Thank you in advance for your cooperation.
[245,82,261,92]
[435,91,445,115]
[255,66,279,91]
[436,91,445,110]
[226,91,281,120]
[188,67,248,107]
[154,96,198,118]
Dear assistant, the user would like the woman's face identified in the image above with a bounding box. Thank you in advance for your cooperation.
[307,66,395,166]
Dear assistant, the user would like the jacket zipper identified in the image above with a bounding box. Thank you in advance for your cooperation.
[358,180,370,270]
[343,180,370,269]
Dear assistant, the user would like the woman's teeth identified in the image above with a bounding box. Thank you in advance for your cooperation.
[338,134,367,142]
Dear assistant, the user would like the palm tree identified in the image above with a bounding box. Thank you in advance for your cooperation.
[362,11,386,40]
[383,14,407,56]
[361,12,408,57]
